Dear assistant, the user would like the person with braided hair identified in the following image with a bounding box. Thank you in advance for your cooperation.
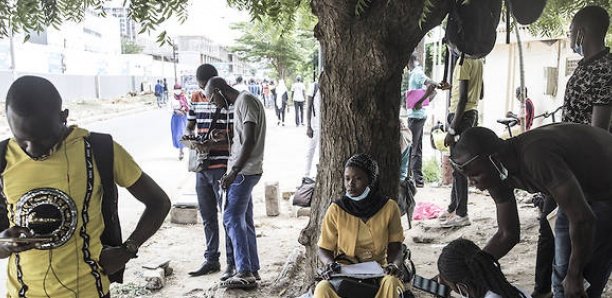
[438,239,531,298]
[313,154,406,298]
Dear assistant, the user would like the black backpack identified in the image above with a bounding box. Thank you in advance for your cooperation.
[445,0,503,59]
[0,132,126,283]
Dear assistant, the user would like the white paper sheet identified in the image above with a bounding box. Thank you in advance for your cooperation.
[332,261,385,279]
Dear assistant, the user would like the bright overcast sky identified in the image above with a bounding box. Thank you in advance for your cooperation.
[106,0,250,45]
[156,0,251,46]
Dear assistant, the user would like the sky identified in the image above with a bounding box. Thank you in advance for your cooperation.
[153,0,251,46]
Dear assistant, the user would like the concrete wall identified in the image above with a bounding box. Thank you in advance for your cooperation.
[0,72,156,103]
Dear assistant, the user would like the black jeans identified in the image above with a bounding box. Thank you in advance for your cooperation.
[275,101,286,123]
[534,194,557,294]
[447,110,478,217]
[294,101,304,125]
[407,117,426,184]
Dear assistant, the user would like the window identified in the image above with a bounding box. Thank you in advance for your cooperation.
[565,58,580,76]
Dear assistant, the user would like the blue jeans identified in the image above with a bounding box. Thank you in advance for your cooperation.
[224,174,261,273]
[552,201,612,298]
[196,168,234,265]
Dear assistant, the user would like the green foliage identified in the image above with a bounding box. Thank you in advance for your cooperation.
[0,0,188,46]
[419,0,436,29]
[423,157,440,183]
[121,38,143,54]
[230,3,317,81]
[530,0,612,45]
[355,0,373,16]
[227,0,304,26]
[401,69,411,94]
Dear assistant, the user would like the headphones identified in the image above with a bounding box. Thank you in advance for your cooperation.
[488,155,509,181]
[213,88,230,108]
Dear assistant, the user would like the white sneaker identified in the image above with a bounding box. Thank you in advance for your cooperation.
[440,215,471,228]
[437,211,454,222]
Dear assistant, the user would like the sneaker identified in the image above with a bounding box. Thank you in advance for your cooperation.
[437,211,454,222]
[440,215,471,228]
[253,271,261,281]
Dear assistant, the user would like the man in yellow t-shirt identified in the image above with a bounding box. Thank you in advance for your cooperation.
[0,76,171,298]
[439,53,484,228]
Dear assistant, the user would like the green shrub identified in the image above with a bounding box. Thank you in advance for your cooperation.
[423,157,440,183]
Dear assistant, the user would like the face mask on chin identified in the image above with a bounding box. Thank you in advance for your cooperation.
[345,186,371,201]
[173,90,182,96]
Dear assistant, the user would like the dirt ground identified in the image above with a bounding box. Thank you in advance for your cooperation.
[108,100,612,298]
[1,98,609,298]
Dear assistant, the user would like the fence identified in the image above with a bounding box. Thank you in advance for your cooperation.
[0,71,174,103]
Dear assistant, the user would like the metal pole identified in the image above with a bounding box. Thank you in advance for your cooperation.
[9,30,17,82]
[173,44,178,84]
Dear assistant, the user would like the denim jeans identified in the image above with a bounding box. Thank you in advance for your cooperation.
[552,201,612,298]
[407,117,426,184]
[224,174,261,273]
[534,195,557,294]
[447,111,478,217]
[196,168,234,265]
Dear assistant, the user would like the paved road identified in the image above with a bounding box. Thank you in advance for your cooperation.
[0,108,192,296]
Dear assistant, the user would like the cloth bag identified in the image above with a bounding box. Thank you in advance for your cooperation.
[188,149,207,172]
[293,177,315,207]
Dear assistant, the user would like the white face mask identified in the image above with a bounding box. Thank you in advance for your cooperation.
[345,186,370,201]
[173,90,182,95]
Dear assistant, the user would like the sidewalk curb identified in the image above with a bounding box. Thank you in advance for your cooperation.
[76,103,158,126]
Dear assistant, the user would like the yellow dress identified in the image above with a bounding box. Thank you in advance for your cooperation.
[314,199,405,298]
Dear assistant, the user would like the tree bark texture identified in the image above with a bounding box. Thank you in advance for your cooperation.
[288,0,450,293]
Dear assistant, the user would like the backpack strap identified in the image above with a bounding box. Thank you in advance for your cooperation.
[0,139,9,231]
[87,132,125,283]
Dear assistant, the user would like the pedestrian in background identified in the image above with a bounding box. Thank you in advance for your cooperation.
[292,76,306,126]
[275,80,288,126]
[155,80,164,107]
[170,83,189,160]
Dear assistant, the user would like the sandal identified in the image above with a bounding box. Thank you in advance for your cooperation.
[220,272,257,289]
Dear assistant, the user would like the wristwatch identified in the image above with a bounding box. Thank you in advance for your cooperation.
[121,239,139,259]
[447,127,457,136]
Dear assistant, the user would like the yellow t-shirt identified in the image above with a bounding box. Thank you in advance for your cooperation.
[449,57,484,114]
[318,200,405,266]
[3,126,142,298]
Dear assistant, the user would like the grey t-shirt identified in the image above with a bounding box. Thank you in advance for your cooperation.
[228,91,267,175]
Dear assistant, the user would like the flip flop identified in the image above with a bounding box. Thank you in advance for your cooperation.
[220,275,257,289]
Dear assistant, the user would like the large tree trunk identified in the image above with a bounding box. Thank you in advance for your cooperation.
[286,0,450,295]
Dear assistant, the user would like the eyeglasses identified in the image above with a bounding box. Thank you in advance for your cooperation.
[449,155,480,173]
[450,154,509,180]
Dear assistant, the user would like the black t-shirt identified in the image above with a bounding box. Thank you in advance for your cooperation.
[490,123,612,203]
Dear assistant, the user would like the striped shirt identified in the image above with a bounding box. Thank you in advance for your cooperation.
[189,91,234,170]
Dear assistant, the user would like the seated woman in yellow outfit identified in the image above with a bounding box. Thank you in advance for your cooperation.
[314,154,406,298]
